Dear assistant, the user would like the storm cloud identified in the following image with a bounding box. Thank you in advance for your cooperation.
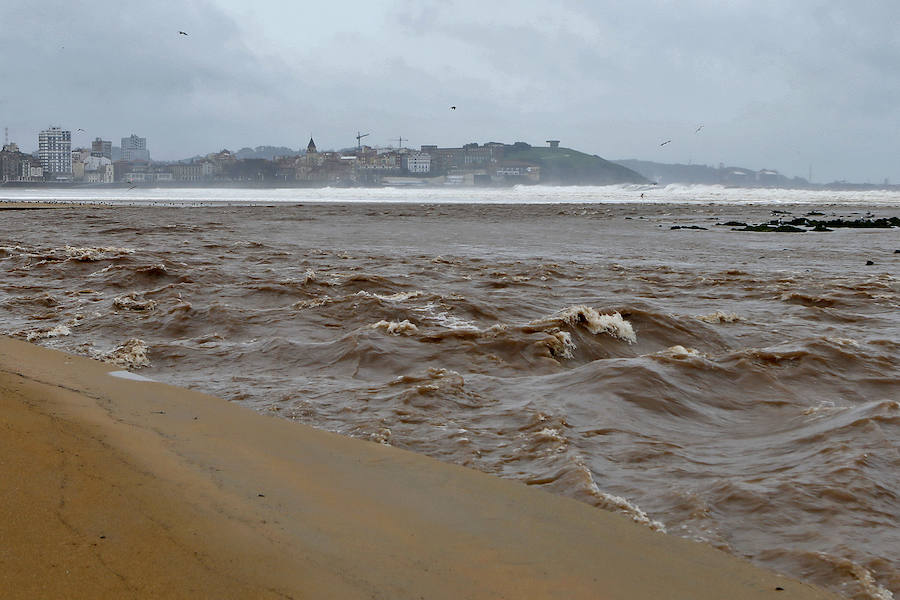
[2,0,898,182]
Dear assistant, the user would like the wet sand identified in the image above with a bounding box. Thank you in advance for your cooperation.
[0,335,838,599]
[0,201,71,210]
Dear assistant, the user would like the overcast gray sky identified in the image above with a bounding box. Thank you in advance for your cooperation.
[2,0,898,183]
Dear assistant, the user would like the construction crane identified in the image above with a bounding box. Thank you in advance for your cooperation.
[396,135,406,149]
[356,131,370,151]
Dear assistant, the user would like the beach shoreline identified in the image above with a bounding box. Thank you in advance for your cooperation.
[0,336,839,598]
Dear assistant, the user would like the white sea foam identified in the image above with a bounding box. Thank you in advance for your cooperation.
[802,400,850,415]
[371,320,419,335]
[556,306,637,343]
[64,245,136,260]
[574,460,666,533]
[104,338,151,369]
[812,552,894,600]
[537,427,566,443]
[88,264,116,277]
[292,296,333,310]
[414,302,478,330]
[696,311,742,323]
[26,324,71,341]
[356,290,422,302]
[659,345,704,358]
[113,293,158,311]
[546,330,576,359]
[3,184,900,206]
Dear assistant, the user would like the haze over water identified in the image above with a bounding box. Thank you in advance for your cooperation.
[2,186,898,599]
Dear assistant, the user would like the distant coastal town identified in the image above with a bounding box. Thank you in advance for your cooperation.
[1,126,892,189]
[0,127,647,187]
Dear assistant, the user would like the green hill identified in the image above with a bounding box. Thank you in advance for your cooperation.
[503,145,648,185]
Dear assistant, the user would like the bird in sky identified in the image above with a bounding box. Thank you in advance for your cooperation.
[449,106,456,110]
[660,139,672,147]
[178,31,189,36]
[695,124,704,133]
[76,128,85,132]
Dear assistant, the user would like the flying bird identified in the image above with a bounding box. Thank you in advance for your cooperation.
[449,106,456,110]
[659,139,672,147]
[695,124,704,133]
[77,128,85,132]
[178,30,189,36]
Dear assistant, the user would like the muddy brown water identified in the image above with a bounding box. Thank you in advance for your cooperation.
[2,200,897,599]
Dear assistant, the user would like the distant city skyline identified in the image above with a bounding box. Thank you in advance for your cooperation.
[2,1,899,183]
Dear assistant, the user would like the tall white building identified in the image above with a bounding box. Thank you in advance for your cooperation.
[121,134,150,161]
[38,127,72,179]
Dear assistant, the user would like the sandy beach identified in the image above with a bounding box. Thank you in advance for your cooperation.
[0,335,839,598]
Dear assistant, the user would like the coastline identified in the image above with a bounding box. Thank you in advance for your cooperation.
[0,336,838,598]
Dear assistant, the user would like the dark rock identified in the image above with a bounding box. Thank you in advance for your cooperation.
[866,260,875,265]
[735,224,805,232]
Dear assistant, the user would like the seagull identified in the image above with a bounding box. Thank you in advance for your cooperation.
[449,106,456,110]
[77,128,85,132]
[695,124,704,133]
[178,30,189,36]
[659,139,672,147]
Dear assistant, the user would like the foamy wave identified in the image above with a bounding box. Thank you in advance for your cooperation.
[574,460,666,532]
[25,324,72,342]
[658,345,703,358]
[356,290,422,302]
[88,264,116,277]
[554,306,637,343]
[537,427,567,443]
[802,400,850,415]
[104,338,151,369]
[292,296,333,310]
[414,302,478,330]
[812,552,894,600]
[64,245,136,261]
[696,311,742,323]
[546,330,576,359]
[113,293,158,311]
[780,291,836,307]
[372,320,419,335]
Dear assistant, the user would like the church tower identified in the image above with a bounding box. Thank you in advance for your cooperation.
[307,137,317,154]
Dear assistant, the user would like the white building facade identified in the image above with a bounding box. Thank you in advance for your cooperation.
[403,152,431,174]
[121,134,150,161]
[82,156,115,183]
[38,127,72,179]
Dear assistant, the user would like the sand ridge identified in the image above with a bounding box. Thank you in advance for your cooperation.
[0,336,838,599]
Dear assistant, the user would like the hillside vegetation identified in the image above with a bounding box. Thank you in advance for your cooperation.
[504,146,648,185]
